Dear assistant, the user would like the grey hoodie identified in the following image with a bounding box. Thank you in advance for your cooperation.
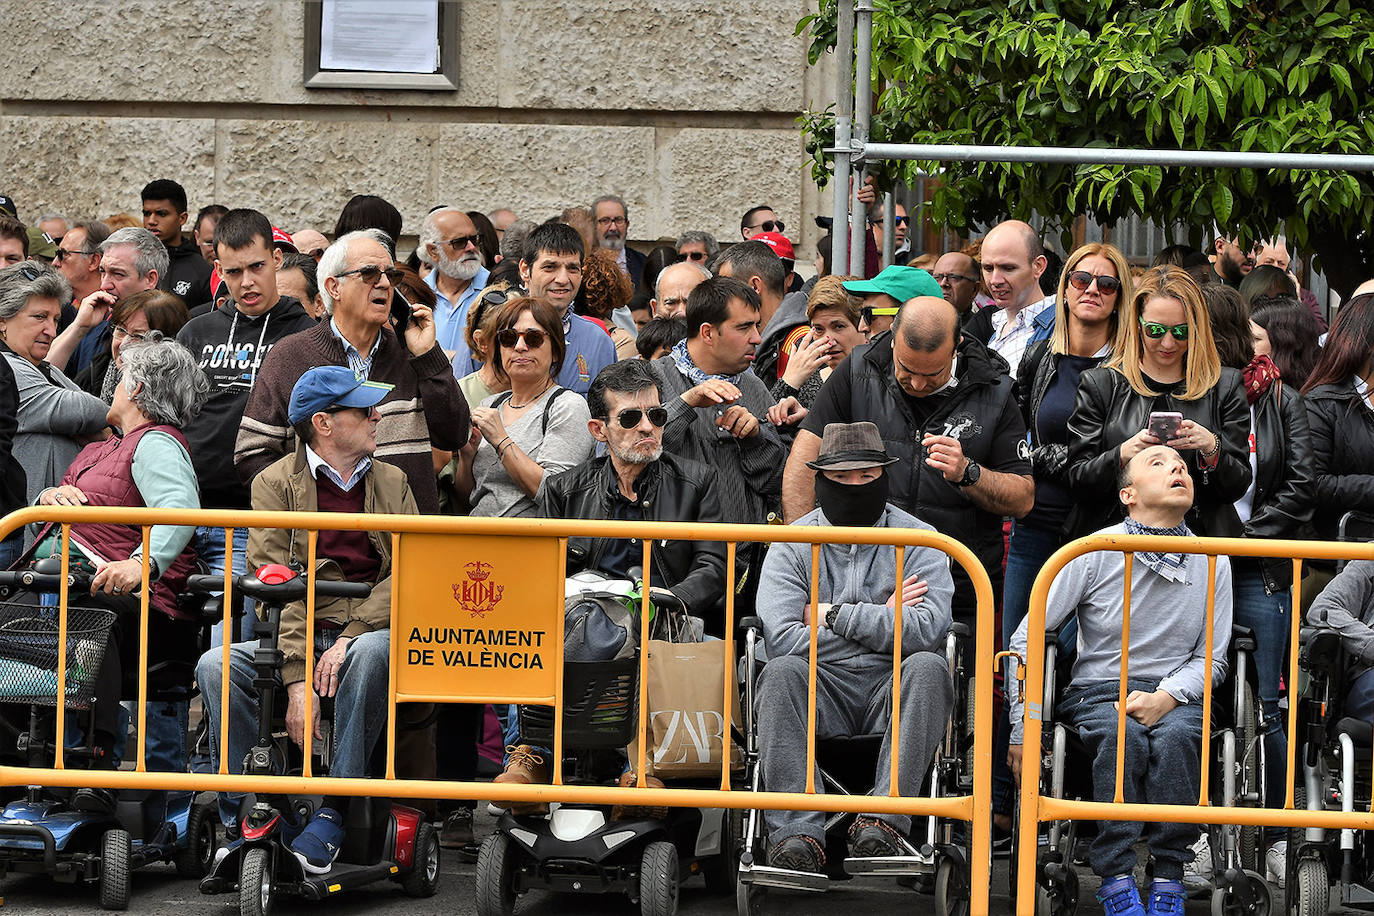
[758,504,954,666]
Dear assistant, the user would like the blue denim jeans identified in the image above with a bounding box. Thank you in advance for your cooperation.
[193,526,250,646]
[993,522,1079,816]
[196,630,391,826]
[1231,561,1290,842]
[1063,678,1205,880]
[0,535,22,570]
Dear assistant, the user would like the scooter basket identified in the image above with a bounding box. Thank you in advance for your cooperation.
[0,602,114,710]
[519,657,639,749]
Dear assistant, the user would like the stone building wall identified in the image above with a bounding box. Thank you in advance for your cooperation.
[0,1,831,257]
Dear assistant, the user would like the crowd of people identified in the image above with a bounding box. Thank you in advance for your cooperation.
[2,180,1373,911]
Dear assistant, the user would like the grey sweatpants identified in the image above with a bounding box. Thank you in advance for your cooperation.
[757,652,952,848]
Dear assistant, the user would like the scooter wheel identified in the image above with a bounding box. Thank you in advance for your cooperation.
[936,854,971,916]
[176,799,219,878]
[475,833,519,916]
[99,828,132,911]
[240,846,274,916]
[401,821,441,897]
[639,840,680,916]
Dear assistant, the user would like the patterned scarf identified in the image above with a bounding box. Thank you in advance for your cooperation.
[1122,516,1191,583]
[669,338,744,387]
[1241,353,1281,405]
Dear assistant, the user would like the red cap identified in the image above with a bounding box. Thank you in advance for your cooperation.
[750,230,795,261]
[271,227,298,252]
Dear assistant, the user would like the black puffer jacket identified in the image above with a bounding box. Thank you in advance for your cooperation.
[1066,366,1252,537]
[1244,381,1315,592]
[539,452,727,631]
[1304,380,1374,542]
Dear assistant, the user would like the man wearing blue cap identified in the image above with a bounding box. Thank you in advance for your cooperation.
[196,365,418,875]
[841,265,943,341]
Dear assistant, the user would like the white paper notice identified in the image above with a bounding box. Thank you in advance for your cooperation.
[319,0,439,74]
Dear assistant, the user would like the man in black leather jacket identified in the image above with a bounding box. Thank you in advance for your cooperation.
[539,358,728,633]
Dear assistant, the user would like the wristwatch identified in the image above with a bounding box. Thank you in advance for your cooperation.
[955,458,981,488]
[824,603,840,630]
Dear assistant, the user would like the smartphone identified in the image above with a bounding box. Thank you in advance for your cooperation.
[390,288,413,334]
[1148,411,1184,442]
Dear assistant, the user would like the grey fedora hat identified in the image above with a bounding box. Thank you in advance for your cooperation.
[805,421,899,471]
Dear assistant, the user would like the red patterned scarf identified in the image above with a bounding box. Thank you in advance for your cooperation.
[1242,354,1281,404]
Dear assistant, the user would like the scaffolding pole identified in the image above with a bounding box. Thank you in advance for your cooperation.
[829,0,854,275]
[854,142,1374,171]
[849,0,874,274]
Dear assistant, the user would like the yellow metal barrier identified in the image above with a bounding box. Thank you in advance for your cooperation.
[1014,533,1374,914]
[0,505,996,915]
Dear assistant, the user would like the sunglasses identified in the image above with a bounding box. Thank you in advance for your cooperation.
[443,234,481,252]
[607,406,668,429]
[750,219,785,233]
[682,250,708,262]
[860,305,900,325]
[1140,319,1190,341]
[871,215,910,226]
[53,247,96,263]
[337,265,404,286]
[1067,271,1123,295]
[497,327,548,349]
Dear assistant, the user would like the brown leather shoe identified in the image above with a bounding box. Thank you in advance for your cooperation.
[493,745,549,815]
[610,770,669,821]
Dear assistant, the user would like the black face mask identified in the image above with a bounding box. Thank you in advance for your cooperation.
[814,472,889,528]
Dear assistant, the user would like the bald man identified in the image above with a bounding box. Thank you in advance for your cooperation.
[977,220,1053,373]
[782,295,1033,620]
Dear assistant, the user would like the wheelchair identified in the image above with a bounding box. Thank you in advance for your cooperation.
[733,615,975,916]
[1020,621,1269,916]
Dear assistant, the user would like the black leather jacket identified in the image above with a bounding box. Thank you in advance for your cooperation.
[1066,366,1252,537]
[539,452,728,631]
[1244,381,1315,592]
[1015,339,1105,484]
[1305,380,1374,542]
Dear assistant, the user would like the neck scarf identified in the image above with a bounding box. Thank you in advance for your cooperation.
[669,338,744,387]
[1242,353,1281,404]
[1122,516,1191,583]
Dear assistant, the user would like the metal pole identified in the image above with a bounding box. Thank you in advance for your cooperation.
[830,0,854,275]
[882,193,896,268]
[855,142,1374,171]
[850,0,874,275]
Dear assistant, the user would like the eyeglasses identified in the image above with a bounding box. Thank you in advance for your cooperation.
[749,219,785,234]
[871,216,910,227]
[337,265,404,286]
[53,247,95,263]
[16,264,40,281]
[932,272,977,284]
[596,216,627,227]
[496,327,548,349]
[607,406,668,429]
[682,251,708,262]
[112,324,148,343]
[1140,319,1190,341]
[442,234,481,252]
[1068,271,1123,295]
[860,305,900,325]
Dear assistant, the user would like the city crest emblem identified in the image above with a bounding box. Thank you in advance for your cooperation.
[452,561,504,618]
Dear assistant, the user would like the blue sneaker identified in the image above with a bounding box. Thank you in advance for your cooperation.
[290,807,345,875]
[1097,875,1145,916]
[1145,880,1186,916]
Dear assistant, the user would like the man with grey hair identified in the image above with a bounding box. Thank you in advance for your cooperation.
[36,214,69,244]
[592,193,647,292]
[675,230,719,266]
[47,219,112,374]
[238,229,468,515]
[418,207,489,357]
[498,218,537,265]
[55,226,164,376]
[651,259,710,320]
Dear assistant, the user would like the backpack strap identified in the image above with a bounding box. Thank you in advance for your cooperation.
[541,386,569,435]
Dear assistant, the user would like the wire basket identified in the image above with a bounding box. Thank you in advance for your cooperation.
[519,657,639,749]
[0,602,115,710]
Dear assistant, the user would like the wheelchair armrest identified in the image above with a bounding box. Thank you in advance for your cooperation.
[739,616,764,633]
[1299,626,1344,672]
[1231,624,1257,654]
[949,620,971,639]
[647,586,685,616]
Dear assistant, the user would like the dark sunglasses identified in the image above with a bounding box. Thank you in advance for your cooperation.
[17,264,41,281]
[682,250,709,262]
[497,327,548,349]
[871,215,910,226]
[53,247,96,263]
[860,305,900,325]
[338,265,404,286]
[443,234,481,252]
[751,219,785,233]
[1140,319,1189,341]
[1067,270,1123,295]
[608,406,668,429]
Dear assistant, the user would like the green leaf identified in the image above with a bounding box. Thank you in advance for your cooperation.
[1331,63,1354,99]
[1212,184,1234,226]
[1131,179,1147,211]
[1170,107,1186,146]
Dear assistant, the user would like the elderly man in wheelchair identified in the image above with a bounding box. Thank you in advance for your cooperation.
[1008,445,1232,916]
[752,421,956,875]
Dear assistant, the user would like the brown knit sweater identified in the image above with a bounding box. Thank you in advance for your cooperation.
[234,321,469,514]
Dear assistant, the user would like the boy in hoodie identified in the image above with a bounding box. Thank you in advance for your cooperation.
[142,179,212,309]
[756,421,955,875]
[176,208,318,624]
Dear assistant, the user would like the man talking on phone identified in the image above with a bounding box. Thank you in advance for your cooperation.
[236,228,469,516]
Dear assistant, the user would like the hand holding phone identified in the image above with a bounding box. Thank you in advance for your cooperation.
[1147,411,1183,443]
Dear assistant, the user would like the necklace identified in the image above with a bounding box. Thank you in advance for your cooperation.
[507,379,554,409]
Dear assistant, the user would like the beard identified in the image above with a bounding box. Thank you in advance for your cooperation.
[436,250,482,280]
[607,437,662,465]
[599,234,625,252]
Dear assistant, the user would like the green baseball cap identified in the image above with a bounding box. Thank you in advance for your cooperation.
[842,265,943,305]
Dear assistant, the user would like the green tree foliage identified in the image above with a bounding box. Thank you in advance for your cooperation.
[800,0,1374,296]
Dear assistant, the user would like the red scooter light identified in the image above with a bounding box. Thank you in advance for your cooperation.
[254,564,298,585]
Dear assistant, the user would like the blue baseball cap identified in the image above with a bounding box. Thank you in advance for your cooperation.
[288,366,394,425]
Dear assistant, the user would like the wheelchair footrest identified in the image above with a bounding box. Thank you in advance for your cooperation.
[843,852,936,876]
[738,862,830,892]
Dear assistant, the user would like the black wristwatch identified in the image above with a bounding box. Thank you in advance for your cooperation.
[825,603,840,630]
[955,458,981,488]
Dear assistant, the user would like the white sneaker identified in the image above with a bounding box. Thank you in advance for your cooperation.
[1266,841,1288,889]
[1182,832,1214,891]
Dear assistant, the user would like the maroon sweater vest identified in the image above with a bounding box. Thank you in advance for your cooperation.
[313,472,382,584]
